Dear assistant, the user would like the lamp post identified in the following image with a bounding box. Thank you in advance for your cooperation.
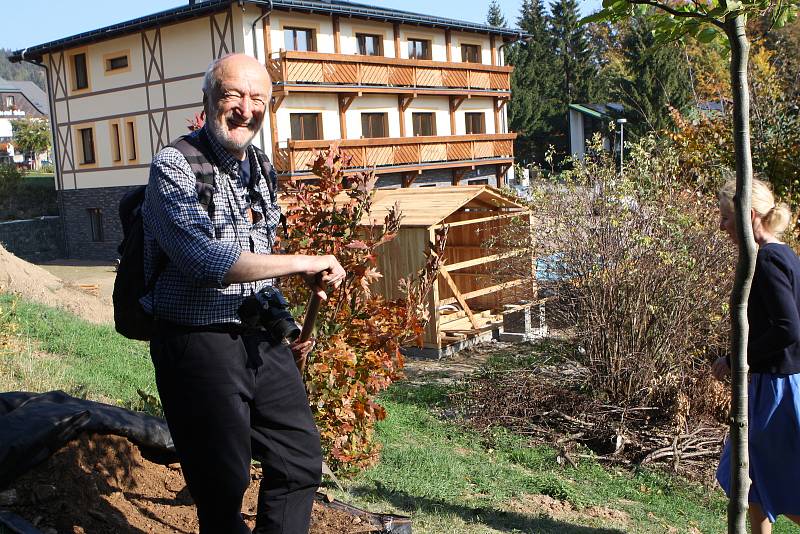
[616,118,627,175]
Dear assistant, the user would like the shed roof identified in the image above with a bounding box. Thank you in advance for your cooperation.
[11,0,524,63]
[360,185,528,227]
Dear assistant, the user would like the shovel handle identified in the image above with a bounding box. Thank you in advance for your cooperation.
[295,293,323,373]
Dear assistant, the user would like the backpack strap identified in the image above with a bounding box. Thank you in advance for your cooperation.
[252,145,288,237]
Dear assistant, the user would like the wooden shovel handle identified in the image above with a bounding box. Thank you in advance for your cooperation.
[295,293,323,374]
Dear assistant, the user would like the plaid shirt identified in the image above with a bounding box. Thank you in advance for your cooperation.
[141,126,281,326]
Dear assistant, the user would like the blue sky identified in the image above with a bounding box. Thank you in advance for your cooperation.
[2,0,602,52]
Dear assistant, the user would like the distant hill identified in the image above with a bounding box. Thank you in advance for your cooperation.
[0,49,46,91]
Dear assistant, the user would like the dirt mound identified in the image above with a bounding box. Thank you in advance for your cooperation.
[3,433,384,534]
[0,245,113,325]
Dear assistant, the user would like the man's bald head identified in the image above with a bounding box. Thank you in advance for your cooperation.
[202,54,271,100]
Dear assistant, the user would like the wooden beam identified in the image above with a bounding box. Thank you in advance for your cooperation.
[450,96,466,135]
[440,278,527,306]
[393,23,401,58]
[490,35,497,66]
[273,83,510,98]
[262,12,272,59]
[289,132,516,149]
[398,95,406,137]
[401,171,417,187]
[445,30,452,62]
[270,94,286,113]
[439,269,481,329]
[338,95,355,139]
[333,15,341,54]
[399,94,416,112]
[496,163,511,188]
[451,168,466,185]
[443,212,523,228]
[444,249,527,273]
[493,96,501,136]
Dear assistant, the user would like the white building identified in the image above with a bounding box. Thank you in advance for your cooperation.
[12,0,521,260]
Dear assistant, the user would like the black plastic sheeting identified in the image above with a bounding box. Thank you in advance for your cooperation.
[0,391,177,490]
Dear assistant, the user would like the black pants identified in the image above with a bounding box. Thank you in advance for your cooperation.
[150,324,322,534]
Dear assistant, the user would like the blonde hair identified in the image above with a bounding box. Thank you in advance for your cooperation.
[719,178,793,236]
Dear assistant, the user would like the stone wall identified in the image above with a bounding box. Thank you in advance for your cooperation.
[0,216,64,262]
[60,186,138,261]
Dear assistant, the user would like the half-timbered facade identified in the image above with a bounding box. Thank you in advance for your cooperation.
[12,0,520,260]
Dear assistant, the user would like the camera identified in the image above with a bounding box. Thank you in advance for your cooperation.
[238,286,301,342]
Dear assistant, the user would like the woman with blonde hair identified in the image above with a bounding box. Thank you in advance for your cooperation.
[714,178,800,533]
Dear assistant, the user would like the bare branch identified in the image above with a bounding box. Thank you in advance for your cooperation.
[628,0,727,29]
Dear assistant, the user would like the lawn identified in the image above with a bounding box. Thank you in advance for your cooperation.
[2,293,798,532]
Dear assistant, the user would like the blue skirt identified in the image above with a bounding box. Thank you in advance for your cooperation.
[717,373,800,522]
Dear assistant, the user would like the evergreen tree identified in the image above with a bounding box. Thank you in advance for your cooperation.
[507,0,560,163]
[617,15,693,136]
[487,0,507,27]
[549,0,598,103]
[0,50,46,90]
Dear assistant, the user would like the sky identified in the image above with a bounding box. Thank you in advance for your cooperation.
[1,0,603,52]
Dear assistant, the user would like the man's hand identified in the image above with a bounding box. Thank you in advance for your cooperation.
[711,356,731,382]
[303,255,345,300]
[290,337,315,373]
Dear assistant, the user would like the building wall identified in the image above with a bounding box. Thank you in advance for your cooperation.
[41,5,511,260]
[59,186,137,260]
[0,216,64,262]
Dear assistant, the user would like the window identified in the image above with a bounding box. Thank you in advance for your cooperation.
[110,122,121,162]
[125,120,137,162]
[412,112,436,136]
[356,33,383,56]
[408,39,431,60]
[4,96,13,109]
[87,209,104,242]
[105,54,129,72]
[361,113,388,138]
[465,112,486,134]
[469,178,489,185]
[78,127,95,164]
[290,113,322,140]
[284,27,315,52]
[72,53,88,90]
[461,44,481,63]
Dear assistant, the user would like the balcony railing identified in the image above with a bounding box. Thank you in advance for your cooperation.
[268,51,512,93]
[272,133,516,174]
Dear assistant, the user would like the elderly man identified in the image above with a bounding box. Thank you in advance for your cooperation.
[142,53,344,533]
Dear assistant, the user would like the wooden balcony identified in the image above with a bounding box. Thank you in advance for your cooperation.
[267,51,512,96]
[272,133,516,175]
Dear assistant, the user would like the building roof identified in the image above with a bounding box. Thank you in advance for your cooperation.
[0,78,49,115]
[356,185,527,227]
[568,103,624,120]
[11,0,524,63]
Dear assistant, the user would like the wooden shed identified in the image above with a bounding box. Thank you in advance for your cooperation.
[361,186,534,351]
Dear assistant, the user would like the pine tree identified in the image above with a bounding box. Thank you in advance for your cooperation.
[487,0,507,27]
[617,15,693,136]
[507,0,560,163]
[546,0,600,156]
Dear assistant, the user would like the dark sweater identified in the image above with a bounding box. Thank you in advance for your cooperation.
[747,243,800,374]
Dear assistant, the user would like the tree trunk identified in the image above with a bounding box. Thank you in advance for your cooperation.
[725,14,756,534]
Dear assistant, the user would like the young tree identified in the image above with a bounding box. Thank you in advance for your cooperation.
[618,14,693,136]
[588,0,799,531]
[10,118,50,165]
[487,0,507,27]
[508,0,560,162]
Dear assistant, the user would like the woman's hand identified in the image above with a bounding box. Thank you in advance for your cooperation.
[711,356,731,381]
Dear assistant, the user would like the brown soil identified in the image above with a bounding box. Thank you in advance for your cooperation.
[4,433,380,534]
[0,245,114,325]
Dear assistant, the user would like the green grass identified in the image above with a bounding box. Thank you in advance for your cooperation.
[0,293,156,404]
[3,294,799,532]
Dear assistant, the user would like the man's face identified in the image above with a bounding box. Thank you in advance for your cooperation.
[206,56,271,157]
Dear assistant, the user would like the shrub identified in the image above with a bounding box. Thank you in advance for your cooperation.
[494,135,734,426]
[279,147,444,472]
[0,164,23,198]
